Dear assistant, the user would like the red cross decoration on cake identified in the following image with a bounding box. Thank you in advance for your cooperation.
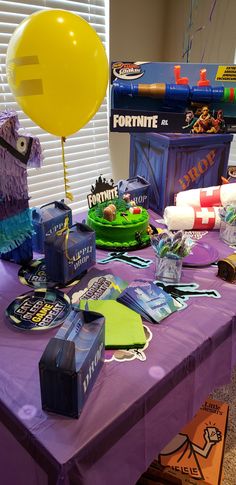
[193,207,216,230]
[199,187,221,207]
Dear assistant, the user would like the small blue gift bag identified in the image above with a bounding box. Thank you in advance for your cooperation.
[44,223,96,285]
[117,175,150,208]
[32,200,72,253]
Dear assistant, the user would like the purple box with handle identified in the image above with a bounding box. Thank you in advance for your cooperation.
[129,132,233,215]
[44,223,96,285]
[32,200,72,254]
[117,175,150,208]
[39,306,105,418]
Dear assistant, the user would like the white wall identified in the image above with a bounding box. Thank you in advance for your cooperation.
[109,0,236,181]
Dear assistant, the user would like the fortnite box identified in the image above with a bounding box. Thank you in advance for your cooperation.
[129,132,233,214]
[139,398,228,485]
[39,307,105,418]
[110,61,236,134]
[117,176,150,208]
[32,200,72,253]
[44,223,96,285]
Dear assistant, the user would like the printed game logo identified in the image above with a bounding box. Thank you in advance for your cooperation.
[87,175,118,208]
[178,150,216,190]
[83,342,104,393]
[112,113,158,129]
[69,245,93,270]
[6,289,71,331]
[15,297,65,326]
[45,221,66,237]
[133,194,148,205]
[71,273,128,303]
[112,62,144,80]
[201,401,223,415]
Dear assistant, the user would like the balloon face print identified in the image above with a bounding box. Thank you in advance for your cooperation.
[6,9,108,137]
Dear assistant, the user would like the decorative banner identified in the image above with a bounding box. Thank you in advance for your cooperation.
[5,288,71,331]
[18,259,80,288]
[87,175,118,208]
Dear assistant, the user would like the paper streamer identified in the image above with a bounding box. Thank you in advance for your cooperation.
[55,217,80,263]
[176,184,236,208]
[163,206,221,230]
[182,0,218,62]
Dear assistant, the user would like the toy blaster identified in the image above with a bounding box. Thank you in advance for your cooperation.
[113,66,236,104]
[110,62,236,133]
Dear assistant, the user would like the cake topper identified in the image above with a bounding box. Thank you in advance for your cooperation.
[87,175,118,208]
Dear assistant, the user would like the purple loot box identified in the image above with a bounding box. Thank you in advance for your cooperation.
[39,307,105,418]
[129,132,233,215]
[44,223,96,285]
[117,175,150,208]
[32,200,72,253]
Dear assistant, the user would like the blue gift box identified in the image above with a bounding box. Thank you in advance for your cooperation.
[39,306,105,418]
[129,132,233,215]
[117,175,150,208]
[32,200,72,253]
[44,223,96,285]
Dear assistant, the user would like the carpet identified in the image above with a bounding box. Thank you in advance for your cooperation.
[137,369,236,485]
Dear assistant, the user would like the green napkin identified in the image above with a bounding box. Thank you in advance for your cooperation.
[80,299,146,349]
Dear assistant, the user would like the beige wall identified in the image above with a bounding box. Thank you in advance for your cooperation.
[163,0,236,63]
[109,0,236,181]
[109,0,166,182]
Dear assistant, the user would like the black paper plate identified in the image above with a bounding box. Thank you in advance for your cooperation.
[18,259,82,288]
[6,288,71,331]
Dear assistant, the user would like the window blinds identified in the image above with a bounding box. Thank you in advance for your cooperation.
[0,0,111,213]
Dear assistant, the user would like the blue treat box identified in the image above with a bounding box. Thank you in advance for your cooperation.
[39,307,105,418]
[32,200,72,253]
[129,132,233,215]
[44,223,96,285]
[117,175,150,208]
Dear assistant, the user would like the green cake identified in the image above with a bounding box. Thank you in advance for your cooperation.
[87,199,150,249]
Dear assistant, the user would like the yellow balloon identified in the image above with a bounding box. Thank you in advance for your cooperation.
[6,9,108,137]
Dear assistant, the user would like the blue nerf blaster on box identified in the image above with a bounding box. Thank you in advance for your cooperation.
[110,62,236,134]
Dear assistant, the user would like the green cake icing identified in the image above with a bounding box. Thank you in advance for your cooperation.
[87,199,150,249]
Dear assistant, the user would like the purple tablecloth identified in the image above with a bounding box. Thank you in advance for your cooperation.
[0,210,236,485]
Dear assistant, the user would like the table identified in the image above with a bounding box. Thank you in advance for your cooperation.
[0,210,236,485]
